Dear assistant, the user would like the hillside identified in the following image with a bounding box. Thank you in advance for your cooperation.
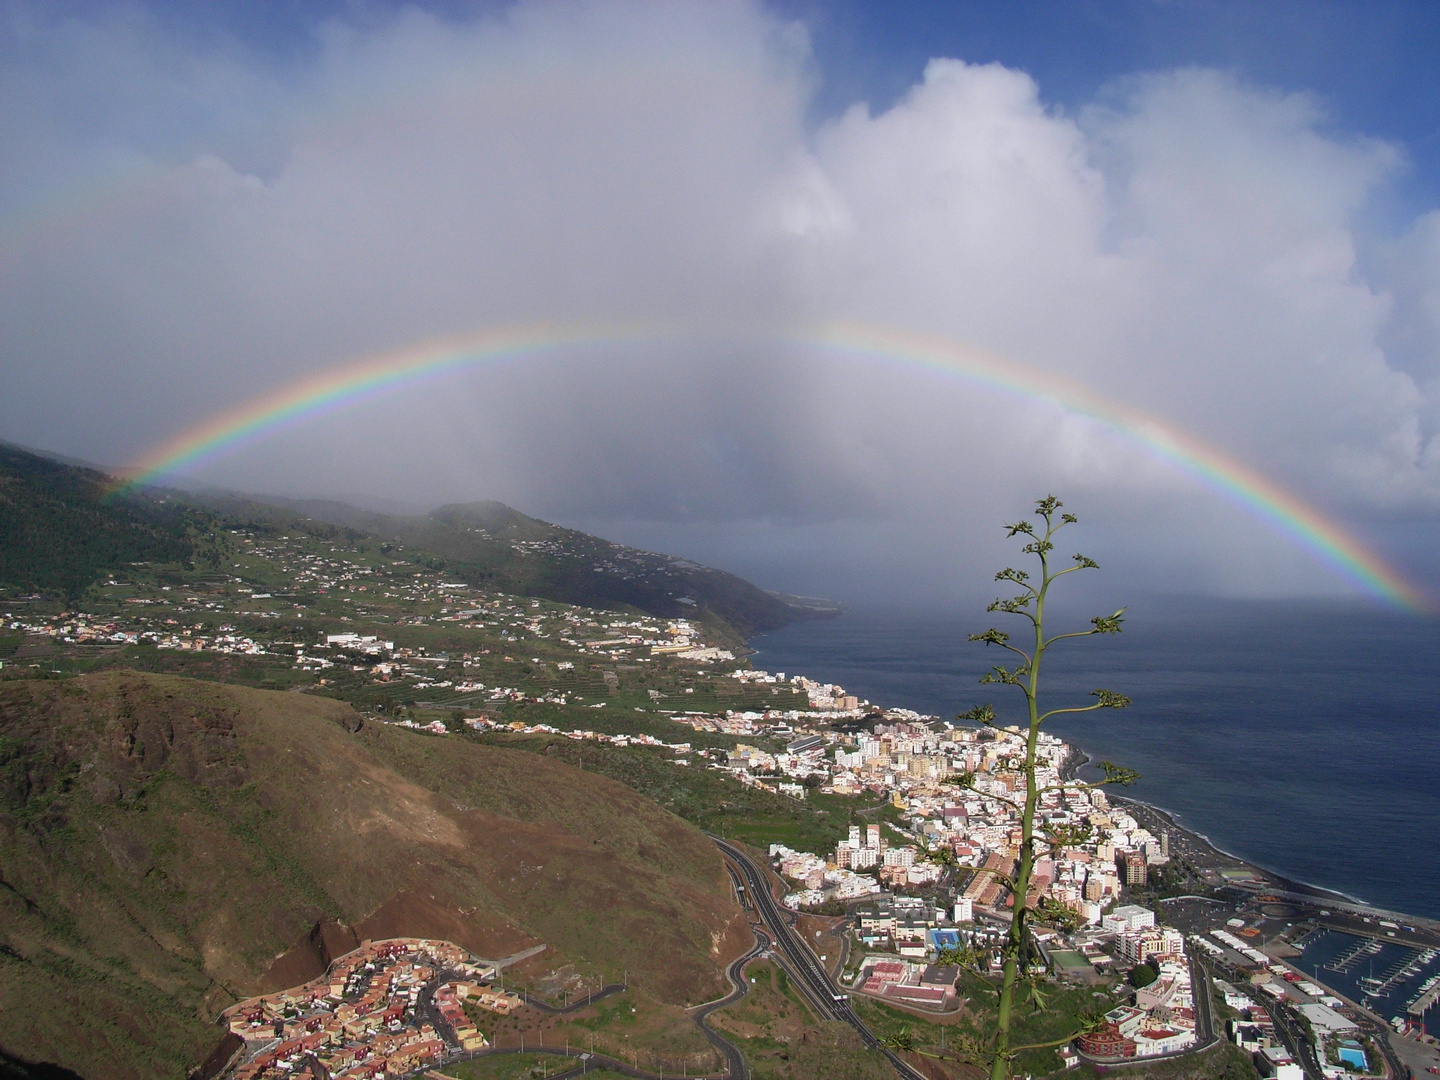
[0,443,835,640]
[0,444,199,601]
[0,671,749,1080]
[203,492,835,638]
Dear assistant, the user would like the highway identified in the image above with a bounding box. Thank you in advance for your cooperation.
[709,835,929,1080]
[1269,997,1322,1080]
[1189,955,1217,1048]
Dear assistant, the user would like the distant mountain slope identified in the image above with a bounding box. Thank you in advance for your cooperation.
[0,443,835,637]
[0,671,747,1080]
[0,445,196,600]
[198,492,837,638]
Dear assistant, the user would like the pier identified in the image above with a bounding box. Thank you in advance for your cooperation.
[1407,975,1440,1019]
[1328,938,1382,973]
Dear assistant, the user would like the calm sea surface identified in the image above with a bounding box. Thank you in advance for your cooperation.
[751,598,1440,919]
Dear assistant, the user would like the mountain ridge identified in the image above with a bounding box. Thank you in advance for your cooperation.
[180,488,840,638]
[0,441,837,639]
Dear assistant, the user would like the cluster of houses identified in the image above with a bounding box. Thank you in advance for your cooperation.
[770,843,883,908]
[854,958,962,1011]
[559,615,734,662]
[838,886,1206,1065]
[220,938,519,1080]
[732,713,1165,931]
[681,677,1183,914]
[461,715,694,757]
[9,522,751,693]
[1082,971,1198,1059]
[1,612,276,658]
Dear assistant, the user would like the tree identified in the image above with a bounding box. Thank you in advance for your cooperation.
[1128,962,1159,988]
[917,832,959,869]
[956,497,1135,1080]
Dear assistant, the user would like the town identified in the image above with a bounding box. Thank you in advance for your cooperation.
[7,521,1440,1080]
[219,938,518,1079]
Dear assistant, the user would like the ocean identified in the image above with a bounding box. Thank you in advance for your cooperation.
[750,597,1440,920]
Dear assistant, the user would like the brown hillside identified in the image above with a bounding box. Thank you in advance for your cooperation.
[0,671,747,1080]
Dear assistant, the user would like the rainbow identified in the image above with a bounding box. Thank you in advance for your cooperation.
[107,321,1430,612]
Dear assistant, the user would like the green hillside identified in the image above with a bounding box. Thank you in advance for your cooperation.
[0,445,199,601]
[213,492,835,637]
[0,442,881,1080]
[0,671,748,1080]
[1,443,834,639]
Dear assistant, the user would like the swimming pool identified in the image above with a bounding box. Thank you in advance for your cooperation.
[1337,1045,1367,1069]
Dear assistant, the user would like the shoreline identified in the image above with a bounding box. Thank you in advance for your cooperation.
[1063,741,1436,924]
[751,603,1440,932]
[752,631,1438,930]
[1025,740,1426,925]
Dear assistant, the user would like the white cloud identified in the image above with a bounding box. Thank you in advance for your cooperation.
[1,1,1436,602]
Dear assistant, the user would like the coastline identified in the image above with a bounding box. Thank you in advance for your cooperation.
[751,615,1439,930]
[1063,740,1432,923]
[750,601,1440,927]
[1019,738,1423,924]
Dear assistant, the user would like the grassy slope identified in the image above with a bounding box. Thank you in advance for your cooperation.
[1,443,828,639]
[710,960,894,1080]
[0,446,196,601]
[485,731,867,856]
[0,671,747,1080]
[215,493,822,637]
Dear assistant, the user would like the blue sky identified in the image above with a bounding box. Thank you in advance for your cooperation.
[85,0,1440,242]
[124,0,1440,202]
[4,0,1440,606]
[795,0,1440,219]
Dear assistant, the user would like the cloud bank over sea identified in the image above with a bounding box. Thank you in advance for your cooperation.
[3,1,1439,606]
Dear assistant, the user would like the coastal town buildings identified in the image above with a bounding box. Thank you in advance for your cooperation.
[219,938,510,1080]
[1076,926,1198,1062]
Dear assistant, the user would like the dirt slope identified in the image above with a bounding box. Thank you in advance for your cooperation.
[0,671,747,1079]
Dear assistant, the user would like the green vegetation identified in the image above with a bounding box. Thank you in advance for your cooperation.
[446,1065,633,1080]
[449,1063,633,1080]
[0,444,198,600]
[951,497,1132,1080]
[852,967,1112,1078]
[711,961,892,1080]
[485,732,868,854]
[1127,961,1159,988]
[446,1053,574,1080]
[443,1056,640,1080]
[0,443,940,1080]
[187,488,831,637]
[1071,1041,1261,1079]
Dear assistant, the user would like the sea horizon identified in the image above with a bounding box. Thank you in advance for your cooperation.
[752,595,1440,921]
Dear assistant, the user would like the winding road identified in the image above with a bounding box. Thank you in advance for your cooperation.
[688,924,770,1080]
[515,983,627,1014]
[429,838,929,1080]
[432,887,765,1079]
[708,835,929,1080]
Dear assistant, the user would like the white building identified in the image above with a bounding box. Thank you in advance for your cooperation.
[1102,904,1156,935]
